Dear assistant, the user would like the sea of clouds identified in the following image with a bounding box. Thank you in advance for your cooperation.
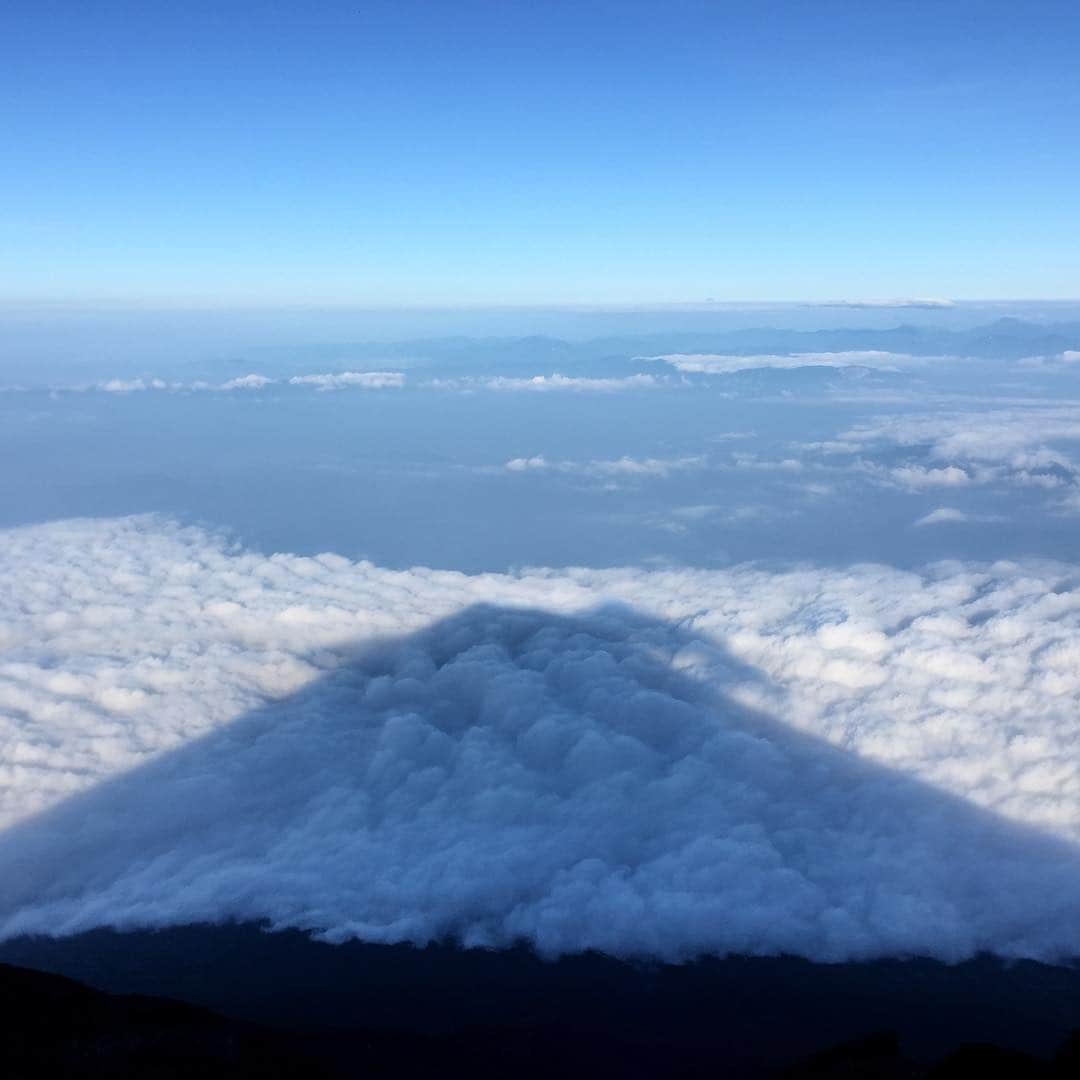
[3,514,1080,962]
[4,313,1080,962]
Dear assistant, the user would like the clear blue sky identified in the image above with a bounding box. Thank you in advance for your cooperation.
[2,0,1078,306]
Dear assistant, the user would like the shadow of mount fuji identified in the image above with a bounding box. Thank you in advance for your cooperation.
[3,601,1080,1071]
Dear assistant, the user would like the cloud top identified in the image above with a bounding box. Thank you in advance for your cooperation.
[2,516,1080,962]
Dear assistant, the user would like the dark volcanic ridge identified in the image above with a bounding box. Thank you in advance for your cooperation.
[4,922,1080,1077]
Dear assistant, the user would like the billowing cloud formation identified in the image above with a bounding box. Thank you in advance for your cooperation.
[504,455,704,478]
[833,406,1080,493]
[2,516,1080,961]
[287,371,405,390]
[646,351,920,375]
[841,407,1080,463]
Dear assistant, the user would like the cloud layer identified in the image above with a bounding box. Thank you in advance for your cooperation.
[2,517,1080,962]
[646,351,920,375]
[503,455,705,479]
[80,372,663,396]
[434,373,661,392]
[287,371,406,390]
[91,372,405,393]
[814,298,956,310]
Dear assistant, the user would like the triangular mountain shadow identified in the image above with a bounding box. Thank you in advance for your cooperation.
[2,601,1080,964]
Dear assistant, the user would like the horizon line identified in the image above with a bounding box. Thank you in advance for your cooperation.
[4,296,1080,316]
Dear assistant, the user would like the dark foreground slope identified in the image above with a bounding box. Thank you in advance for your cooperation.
[4,923,1080,1077]
[0,960,335,1078]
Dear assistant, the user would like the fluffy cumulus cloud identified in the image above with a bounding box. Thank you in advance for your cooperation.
[645,351,920,375]
[822,406,1080,497]
[3,516,1080,962]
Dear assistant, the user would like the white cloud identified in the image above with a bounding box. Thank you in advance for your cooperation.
[914,507,970,527]
[709,431,756,442]
[3,516,1080,962]
[98,378,170,393]
[835,407,1080,498]
[644,351,920,375]
[433,373,661,393]
[220,373,275,391]
[66,371,402,395]
[60,369,668,398]
[504,455,705,479]
[842,408,1080,463]
[505,455,551,471]
[730,453,804,472]
[93,373,275,393]
[889,465,971,490]
[1017,350,1080,370]
[287,371,405,391]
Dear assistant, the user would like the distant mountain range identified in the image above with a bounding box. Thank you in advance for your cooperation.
[232,318,1080,380]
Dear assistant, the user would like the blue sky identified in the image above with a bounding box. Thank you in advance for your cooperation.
[2,0,1079,305]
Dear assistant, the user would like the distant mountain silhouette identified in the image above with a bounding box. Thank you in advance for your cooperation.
[230,318,1080,382]
[4,942,1080,1077]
